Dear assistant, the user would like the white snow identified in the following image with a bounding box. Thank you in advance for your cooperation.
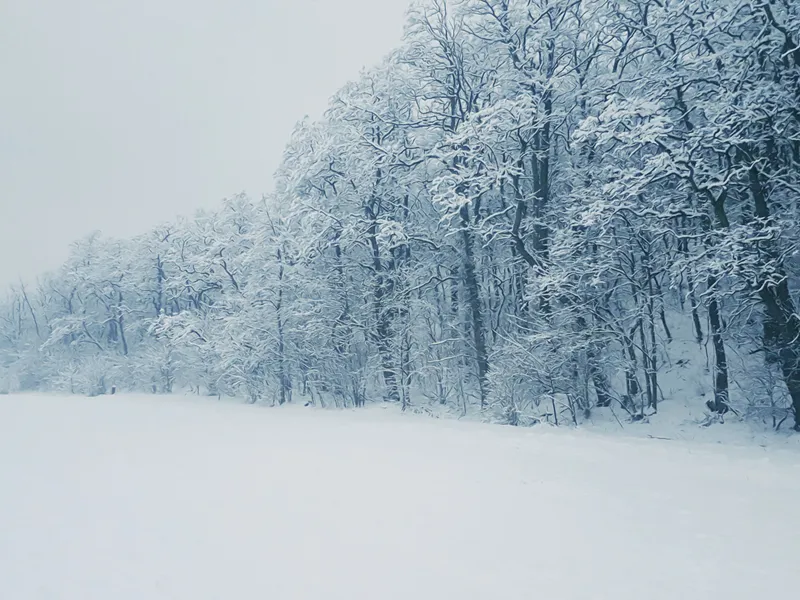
[1,394,799,599]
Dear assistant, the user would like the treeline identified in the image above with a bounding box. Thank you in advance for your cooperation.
[1,0,799,429]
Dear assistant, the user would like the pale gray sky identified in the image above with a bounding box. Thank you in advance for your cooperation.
[0,0,410,286]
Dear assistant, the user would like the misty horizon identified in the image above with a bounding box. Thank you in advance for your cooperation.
[0,0,411,287]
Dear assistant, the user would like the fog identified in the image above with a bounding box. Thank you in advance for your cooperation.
[0,0,410,287]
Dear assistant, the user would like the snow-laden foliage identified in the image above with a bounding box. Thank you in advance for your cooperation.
[2,0,799,430]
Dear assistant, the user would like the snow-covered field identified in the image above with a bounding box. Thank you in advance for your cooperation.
[1,394,799,599]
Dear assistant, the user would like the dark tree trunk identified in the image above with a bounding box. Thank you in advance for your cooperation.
[706,277,729,414]
[746,163,800,429]
[688,275,704,344]
[759,281,800,430]
[460,205,489,408]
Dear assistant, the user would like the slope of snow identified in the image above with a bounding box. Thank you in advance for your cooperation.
[1,394,799,599]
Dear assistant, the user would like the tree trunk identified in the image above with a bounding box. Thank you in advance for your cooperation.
[747,163,800,429]
[276,247,291,405]
[759,281,800,429]
[366,198,400,404]
[460,205,489,408]
[706,277,729,414]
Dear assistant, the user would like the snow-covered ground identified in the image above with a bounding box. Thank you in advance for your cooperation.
[1,394,799,599]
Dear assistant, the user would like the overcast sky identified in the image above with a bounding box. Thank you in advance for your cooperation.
[0,0,410,287]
